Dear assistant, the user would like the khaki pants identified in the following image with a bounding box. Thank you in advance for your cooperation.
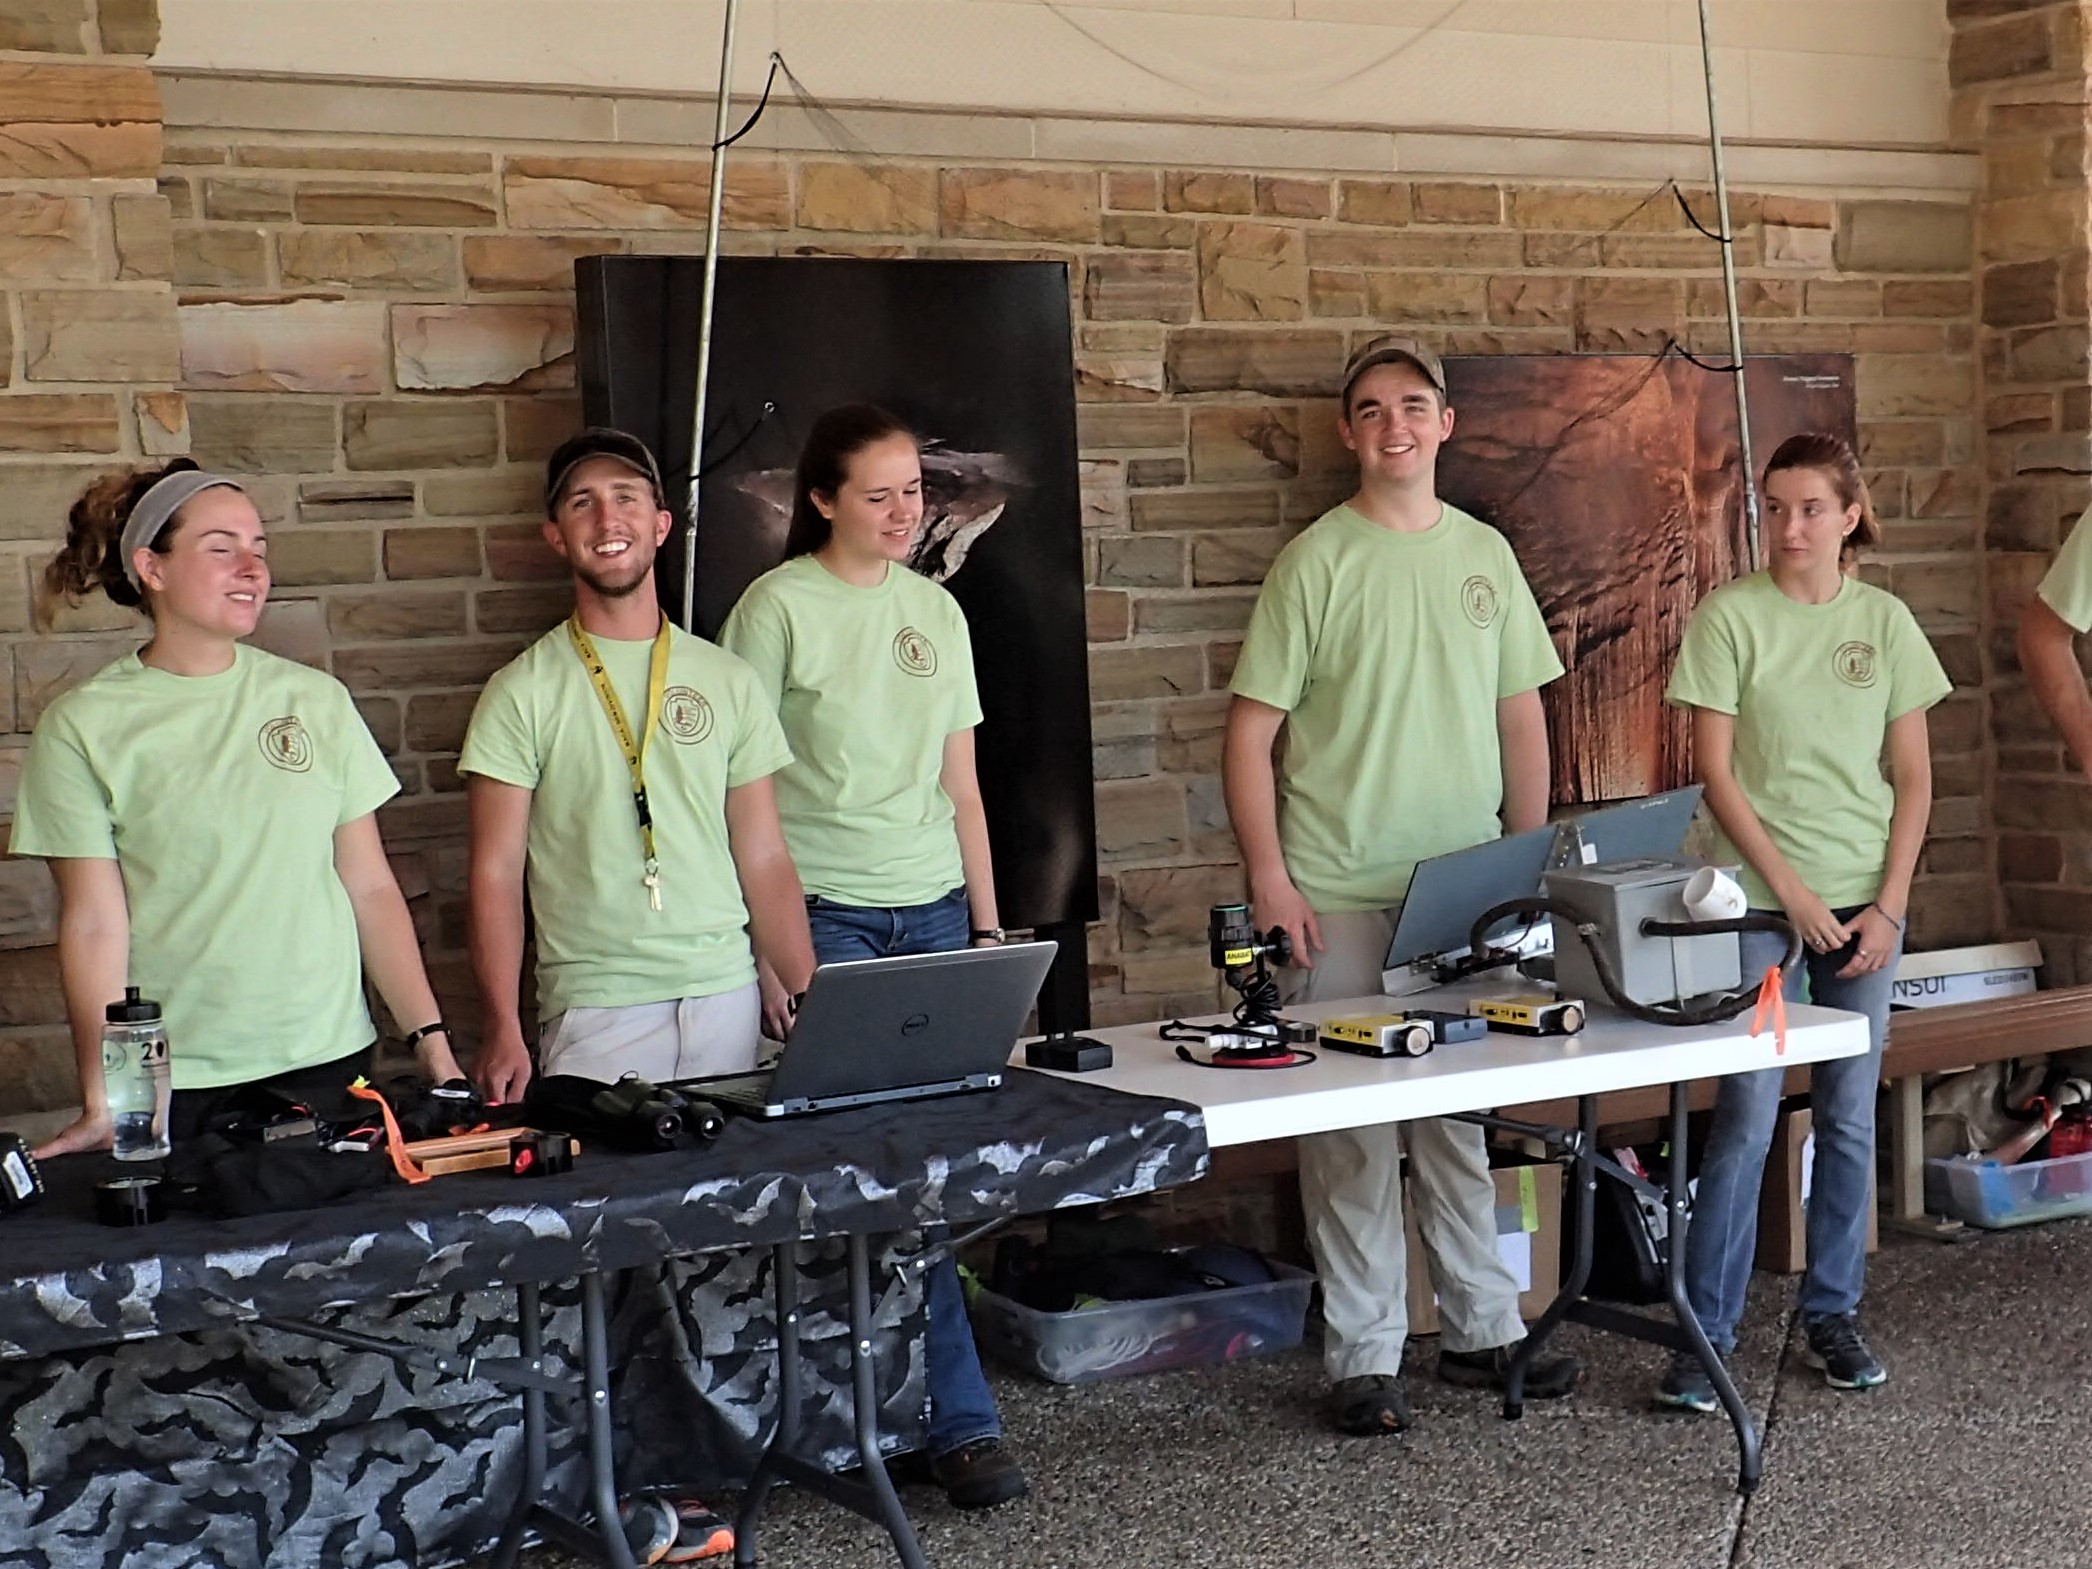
[1287,908,1525,1379]
[538,983,762,1084]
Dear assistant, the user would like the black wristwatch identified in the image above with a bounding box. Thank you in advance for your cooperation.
[970,927,1006,944]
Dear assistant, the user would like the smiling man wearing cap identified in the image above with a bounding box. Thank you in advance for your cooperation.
[461,428,816,1111]
[1222,335,1581,1438]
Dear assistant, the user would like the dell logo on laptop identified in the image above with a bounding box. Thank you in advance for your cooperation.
[901,1013,931,1036]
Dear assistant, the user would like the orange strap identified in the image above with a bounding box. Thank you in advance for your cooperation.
[348,1079,432,1185]
[1747,965,1788,1056]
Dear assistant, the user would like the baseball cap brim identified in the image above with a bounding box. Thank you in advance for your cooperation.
[1341,340,1448,405]
[544,428,667,513]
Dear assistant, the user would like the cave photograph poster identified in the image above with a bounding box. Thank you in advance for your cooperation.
[1437,352,1857,807]
[575,254,1099,936]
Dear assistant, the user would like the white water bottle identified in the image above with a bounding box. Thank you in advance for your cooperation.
[103,987,171,1161]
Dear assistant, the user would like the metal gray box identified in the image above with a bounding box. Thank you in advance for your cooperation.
[1543,857,1742,1011]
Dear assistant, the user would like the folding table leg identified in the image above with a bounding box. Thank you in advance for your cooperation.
[1503,1093,1598,1419]
[734,1245,800,1568]
[1662,1081,1762,1496]
[579,1271,640,1569]
[489,1279,548,1569]
[844,1234,928,1569]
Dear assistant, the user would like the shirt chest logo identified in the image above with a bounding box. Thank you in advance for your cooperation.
[1460,575,1500,629]
[258,715,313,773]
[1833,641,1878,688]
[893,626,938,678]
[659,685,714,744]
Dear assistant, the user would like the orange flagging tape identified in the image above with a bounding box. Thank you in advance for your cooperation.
[348,1078,432,1185]
[1747,965,1788,1056]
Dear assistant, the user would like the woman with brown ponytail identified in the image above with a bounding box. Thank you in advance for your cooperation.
[10,460,463,1158]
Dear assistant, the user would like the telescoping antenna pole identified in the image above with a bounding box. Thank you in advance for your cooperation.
[1696,0,1760,568]
[680,0,743,632]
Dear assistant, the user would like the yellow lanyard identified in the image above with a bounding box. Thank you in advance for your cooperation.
[567,613,672,911]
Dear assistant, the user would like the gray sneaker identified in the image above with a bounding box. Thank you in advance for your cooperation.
[1802,1313,1887,1390]
[1653,1351,1720,1414]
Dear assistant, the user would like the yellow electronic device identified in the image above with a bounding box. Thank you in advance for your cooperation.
[1320,1013,1435,1059]
[1469,995,1587,1036]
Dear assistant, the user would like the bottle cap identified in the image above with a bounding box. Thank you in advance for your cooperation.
[105,986,162,1024]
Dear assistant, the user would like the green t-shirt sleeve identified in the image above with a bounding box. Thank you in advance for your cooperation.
[1885,603,1953,720]
[942,593,984,732]
[457,670,541,791]
[1665,598,1741,714]
[723,660,795,789]
[717,591,788,712]
[1495,547,1565,697]
[2038,504,2092,633]
[7,710,117,860]
[1230,564,1313,713]
[331,680,401,824]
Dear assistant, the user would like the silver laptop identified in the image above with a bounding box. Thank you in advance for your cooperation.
[686,941,1059,1118]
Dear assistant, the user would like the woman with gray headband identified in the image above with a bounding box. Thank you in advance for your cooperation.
[10,459,464,1159]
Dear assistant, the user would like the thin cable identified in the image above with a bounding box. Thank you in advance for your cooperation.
[1670,181,1729,244]
[714,52,782,151]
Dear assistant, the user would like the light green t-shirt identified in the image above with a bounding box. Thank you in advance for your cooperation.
[8,646,396,1090]
[459,621,792,1019]
[1665,571,1952,910]
[1230,502,1565,911]
[720,555,983,908]
[2038,503,2092,632]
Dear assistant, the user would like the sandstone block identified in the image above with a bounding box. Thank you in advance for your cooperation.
[0,854,60,953]
[301,479,414,523]
[1134,590,1256,634]
[23,290,179,383]
[237,144,493,175]
[328,589,468,641]
[0,946,64,1027]
[2012,324,2090,382]
[1805,279,1884,318]
[1077,404,1186,452]
[1126,458,1186,488]
[268,529,378,587]
[1883,280,1973,318]
[174,226,270,289]
[1095,778,1189,862]
[1085,251,1196,323]
[1365,271,1488,324]
[1088,645,1205,703]
[0,63,157,179]
[0,192,93,284]
[111,193,172,282]
[392,303,575,393]
[1256,177,1331,220]
[1948,9,2053,86]
[1102,213,1197,249]
[1604,232,1749,269]
[15,636,135,728]
[1308,269,1365,318]
[1577,277,1684,352]
[280,230,459,291]
[98,0,156,53]
[1192,530,1285,586]
[1130,488,1280,532]
[1488,275,1577,327]
[1166,330,1344,397]
[334,638,526,694]
[0,0,91,53]
[0,394,120,454]
[405,691,482,754]
[473,582,574,636]
[1081,459,1129,530]
[506,156,787,230]
[462,234,615,292]
[1413,183,1502,225]
[187,396,337,473]
[345,400,499,471]
[1337,180,1412,227]
[796,161,937,234]
[421,467,539,517]
[130,392,185,460]
[1118,863,1244,952]
[1086,587,1130,643]
[1204,221,1297,322]
[1098,533,1184,589]
[939,168,1098,243]
[1509,186,1678,233]
[1309,228,1522,271]
[1163,172,1252,215]
[485,522,567,581]
[1105,171,1159,211]
[1985,392,2055,434]
[384,526,483,580]
[246,597,328,669]
[294,181,498,228]
[1836,201,1973,273]
[180,300,388,394]
[1189,407,1300,482]
[0,556,29,634]
[503,398,581,463]
[203,179,293,223]
[1980,189,2083,265]
[1076,353,1165,402]
[1763,223,1835,270]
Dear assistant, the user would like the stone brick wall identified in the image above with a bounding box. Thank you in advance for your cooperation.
[1955,0,2092,983]
[0,65,2003,1121]
[0,0,175,1135]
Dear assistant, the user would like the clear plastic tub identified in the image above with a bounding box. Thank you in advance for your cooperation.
[969,1260,1314,1384]
[1924,1149,2092,1229]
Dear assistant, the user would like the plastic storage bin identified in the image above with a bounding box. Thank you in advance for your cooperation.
[970,1260,1314,1384]
[1924,1149,2092,1229]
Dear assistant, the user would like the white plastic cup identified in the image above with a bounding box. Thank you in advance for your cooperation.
[1683,866,1747,923]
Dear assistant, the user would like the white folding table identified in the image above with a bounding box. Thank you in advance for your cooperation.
[1025,978,1870,1492]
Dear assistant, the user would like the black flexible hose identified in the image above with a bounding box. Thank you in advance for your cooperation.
[1464,899,1800,1028]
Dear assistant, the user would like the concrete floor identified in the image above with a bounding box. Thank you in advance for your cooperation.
[518,1216,2092,1569]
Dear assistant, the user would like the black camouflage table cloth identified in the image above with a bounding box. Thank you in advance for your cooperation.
[0,1071,1207,1569]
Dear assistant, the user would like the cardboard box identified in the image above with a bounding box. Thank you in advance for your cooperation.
[1404,1160,1563,1336]
[1754,1104,1877,1274]
[1889,940,2040,1011]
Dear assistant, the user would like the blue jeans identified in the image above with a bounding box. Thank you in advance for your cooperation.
[1684,907,1902,1353]
[805,887,1000,1456]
